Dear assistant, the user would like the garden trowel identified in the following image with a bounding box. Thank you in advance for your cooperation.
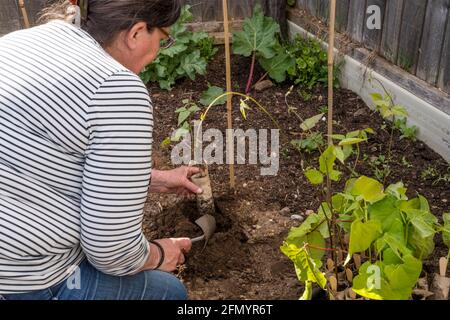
[190,214,216,246]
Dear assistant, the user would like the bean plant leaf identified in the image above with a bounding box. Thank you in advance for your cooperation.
[350,176,386,204]
[368,196,403,233]
[338,138,367,146]
[300,113,324,131]
[353,256,422,300]
[304,169,324,185]
[281,244,327,289]
[199,86,226,106]
[300,281,313,300]
[386,182,408,200]
[232,5,280,59]
[443,213,450,249]
[346,219,382,265]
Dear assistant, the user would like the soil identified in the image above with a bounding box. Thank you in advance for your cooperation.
[142,47,450,300]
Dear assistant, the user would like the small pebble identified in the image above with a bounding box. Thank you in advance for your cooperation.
[243,183,248,188]
[305,210,314,216]
[291,214,305,222]
[280,207,291,216]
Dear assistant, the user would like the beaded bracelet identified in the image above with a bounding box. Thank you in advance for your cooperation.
[149,240,165,270]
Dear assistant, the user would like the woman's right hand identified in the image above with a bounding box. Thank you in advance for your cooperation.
[143,238,192,272]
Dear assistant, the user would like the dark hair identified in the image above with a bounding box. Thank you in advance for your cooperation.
[39,0,181,46]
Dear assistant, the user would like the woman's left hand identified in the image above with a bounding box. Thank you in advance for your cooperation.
[150,166,203,196]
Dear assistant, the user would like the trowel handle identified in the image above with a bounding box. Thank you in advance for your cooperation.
[190,235,205,243]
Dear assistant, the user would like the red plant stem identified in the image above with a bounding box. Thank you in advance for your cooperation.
[245,51,257,94]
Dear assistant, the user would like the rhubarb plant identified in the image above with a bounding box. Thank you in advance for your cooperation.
[233,5,295,93]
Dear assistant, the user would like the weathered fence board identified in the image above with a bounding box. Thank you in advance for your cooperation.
[416,0,449,86]
[363,0,386,51]
[292,0,450,94]
[335,0,350,32]
[438,11,450,93]
[317,0,330,22]
[346,0,367,43]
[380,0,404,63]
[23,0,47,26]
[0,0,21,35]
[305,0,318,16]
[396,0,427,74]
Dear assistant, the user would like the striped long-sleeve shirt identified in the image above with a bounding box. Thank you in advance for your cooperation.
[0,20,153,293]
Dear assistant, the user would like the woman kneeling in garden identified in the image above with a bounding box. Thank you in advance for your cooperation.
[0,0,202,300]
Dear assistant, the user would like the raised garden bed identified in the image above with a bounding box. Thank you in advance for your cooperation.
[142,47,450,300]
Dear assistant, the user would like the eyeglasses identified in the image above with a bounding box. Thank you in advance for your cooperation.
[159,28,176,50]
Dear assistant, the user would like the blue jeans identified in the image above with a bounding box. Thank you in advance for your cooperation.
[2,259,188,300]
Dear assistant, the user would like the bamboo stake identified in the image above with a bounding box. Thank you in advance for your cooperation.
[18,0,30,29]
[327,0,336,145]
[326,0,337,275]
[222,0,235,189]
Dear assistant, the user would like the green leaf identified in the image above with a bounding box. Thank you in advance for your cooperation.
[300,113,324,131]
[391,105,408,118]
[177,110,191,126]
[287,213,325,241]
[384,255,422,292]
[443,213,450,249]
[300,281,313,300]
[368,196,403,235]
[160,42,188,58]
[281,244,327,288]
[178,51,207,80]
[379,233,411,260]
[348,219,382,256]
[199,86,226,106]
[287,230,326,263]
[232,5,280,59]
[171,126,189,142]
[350,176,386,204]
[370,93,383,102]
[304,169,324,185]
[386,182,408,200]
[333,146,345,164]
[353,261,393,300]
[338,138,367,146]
[353,257,421,300]
[259,43,296,83]
[319,145,336,175]
[408,227,435,260]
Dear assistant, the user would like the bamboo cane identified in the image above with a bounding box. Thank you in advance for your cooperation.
[222,0,235,189]
[326,0,337,278]
[18,0,30,29]
[327,0,336,145]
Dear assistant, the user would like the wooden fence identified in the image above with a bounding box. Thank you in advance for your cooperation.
[290,0,450,95]
[1,0,448,94]
[0,0,287,36]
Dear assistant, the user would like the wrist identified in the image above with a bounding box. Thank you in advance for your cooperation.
[148,240,165,270]
[147,242,162,269]
[149,169,166,193]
